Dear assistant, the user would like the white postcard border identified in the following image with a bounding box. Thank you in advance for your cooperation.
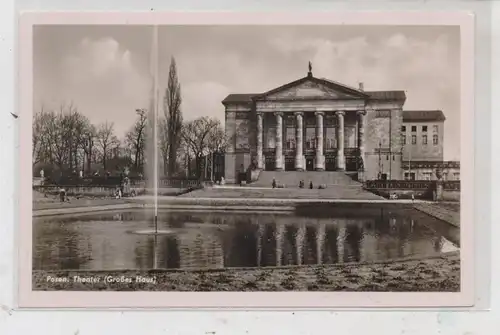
[17,10,475,308]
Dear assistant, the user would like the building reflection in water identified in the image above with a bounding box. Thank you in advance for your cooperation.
[33,208,460,271]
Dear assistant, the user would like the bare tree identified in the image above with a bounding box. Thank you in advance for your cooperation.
[81,123,96,175]
[95,121,119,171]
[181,116,224,178]
[163,57,183,177]
[125,109,148,172]
[32,105,52,166]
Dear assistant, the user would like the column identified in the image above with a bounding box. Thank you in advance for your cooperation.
[295,223,306,265]
[357,110,366,171]
[336,111,346,171]
[337,224,346,264]
[257,223,264,267]
[294,112,304,171]
[275,222,284,266]
[274,112,284,171]
[256,112,264,169]
[316,221,325,265]
[314,111,325,171]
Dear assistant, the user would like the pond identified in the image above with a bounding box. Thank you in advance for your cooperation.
[33,205,459,271]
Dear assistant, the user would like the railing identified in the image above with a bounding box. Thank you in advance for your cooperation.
[364,179,461,191]
[38,177,203,189]
[401,161,460,169]
[365,180,433,190]
[344,148,360,156]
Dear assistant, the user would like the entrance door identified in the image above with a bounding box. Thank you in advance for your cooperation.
[325,156,336,171]
[306,158,314,171]
[284,156,294,171]
[264,155,275,171]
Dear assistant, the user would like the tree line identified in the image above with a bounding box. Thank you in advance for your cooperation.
[32,57,227,180]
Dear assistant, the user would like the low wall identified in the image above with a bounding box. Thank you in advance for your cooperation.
[34,183,204,198]
[34,185,117,197]
[364,180,460,200]
[442,190,460,202]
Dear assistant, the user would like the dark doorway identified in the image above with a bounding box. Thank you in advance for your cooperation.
[264,156,275,171]
[346,157,357,171]
[306,158,314,171]
[325,157,336,171]
[380,173,388,181]
[285,156,294,171]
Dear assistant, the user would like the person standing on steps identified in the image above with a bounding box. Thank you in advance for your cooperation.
[309,181,313,189]
[272,178,277,189]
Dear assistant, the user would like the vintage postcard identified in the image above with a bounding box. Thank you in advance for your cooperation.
[18,11,475,308]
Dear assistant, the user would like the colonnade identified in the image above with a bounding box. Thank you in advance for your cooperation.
[256,110,367,171]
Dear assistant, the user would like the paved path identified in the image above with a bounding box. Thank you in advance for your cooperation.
[33,203,139,217]
[138,195,425,204]
[413,203,460,227]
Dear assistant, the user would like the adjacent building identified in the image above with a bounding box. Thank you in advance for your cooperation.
[222,66,459,184]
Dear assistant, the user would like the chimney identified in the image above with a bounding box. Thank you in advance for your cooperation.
[358,82,364,91]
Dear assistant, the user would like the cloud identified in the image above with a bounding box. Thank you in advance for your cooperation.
[55,37,150,137]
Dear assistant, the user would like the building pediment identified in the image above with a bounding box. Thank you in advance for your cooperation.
[253,76,369,102]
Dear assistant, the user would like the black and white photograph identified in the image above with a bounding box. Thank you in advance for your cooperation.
[25,17,469,299]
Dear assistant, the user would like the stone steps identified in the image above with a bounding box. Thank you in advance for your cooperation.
[181,185,383,200]
[251,171,361,188]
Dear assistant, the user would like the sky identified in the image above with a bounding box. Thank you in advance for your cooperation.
[33,24,461,160]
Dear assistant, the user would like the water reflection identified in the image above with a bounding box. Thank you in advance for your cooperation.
[33,209,460,271]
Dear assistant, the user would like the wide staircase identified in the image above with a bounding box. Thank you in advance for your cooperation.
[251,171,361,188]
[180,170,384,200]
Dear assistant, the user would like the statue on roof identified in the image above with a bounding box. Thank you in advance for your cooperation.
[308,61,312,73]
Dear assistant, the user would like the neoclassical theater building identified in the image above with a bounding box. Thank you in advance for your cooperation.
[222,66,458,184]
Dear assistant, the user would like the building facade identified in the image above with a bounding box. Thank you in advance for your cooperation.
[223,68,458,183]
[401,110,459,181]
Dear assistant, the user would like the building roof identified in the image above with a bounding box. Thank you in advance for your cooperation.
[221,93,257,104]
[365,90,407,101]
[403,110,446,122]
[222,74,407,104]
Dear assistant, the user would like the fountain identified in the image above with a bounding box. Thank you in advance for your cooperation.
[130,25,173,236]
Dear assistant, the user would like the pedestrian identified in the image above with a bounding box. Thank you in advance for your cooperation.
[272,178,277,189]
[309,181,313,189]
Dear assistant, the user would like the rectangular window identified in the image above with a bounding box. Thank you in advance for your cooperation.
[423,172,432,181]
[325,128,336,149]
[402,135,406,145]
[422,135,428,145]
[305,128,315,149]
[433,134,438,145]
[453,172,460,180]
[405,173,416,181]
[411,135,417,144]
[411,126,417,132]
[422,125,428,132]
[285,128,295,149]
[433,125,439,133]
[401,126,406,132]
